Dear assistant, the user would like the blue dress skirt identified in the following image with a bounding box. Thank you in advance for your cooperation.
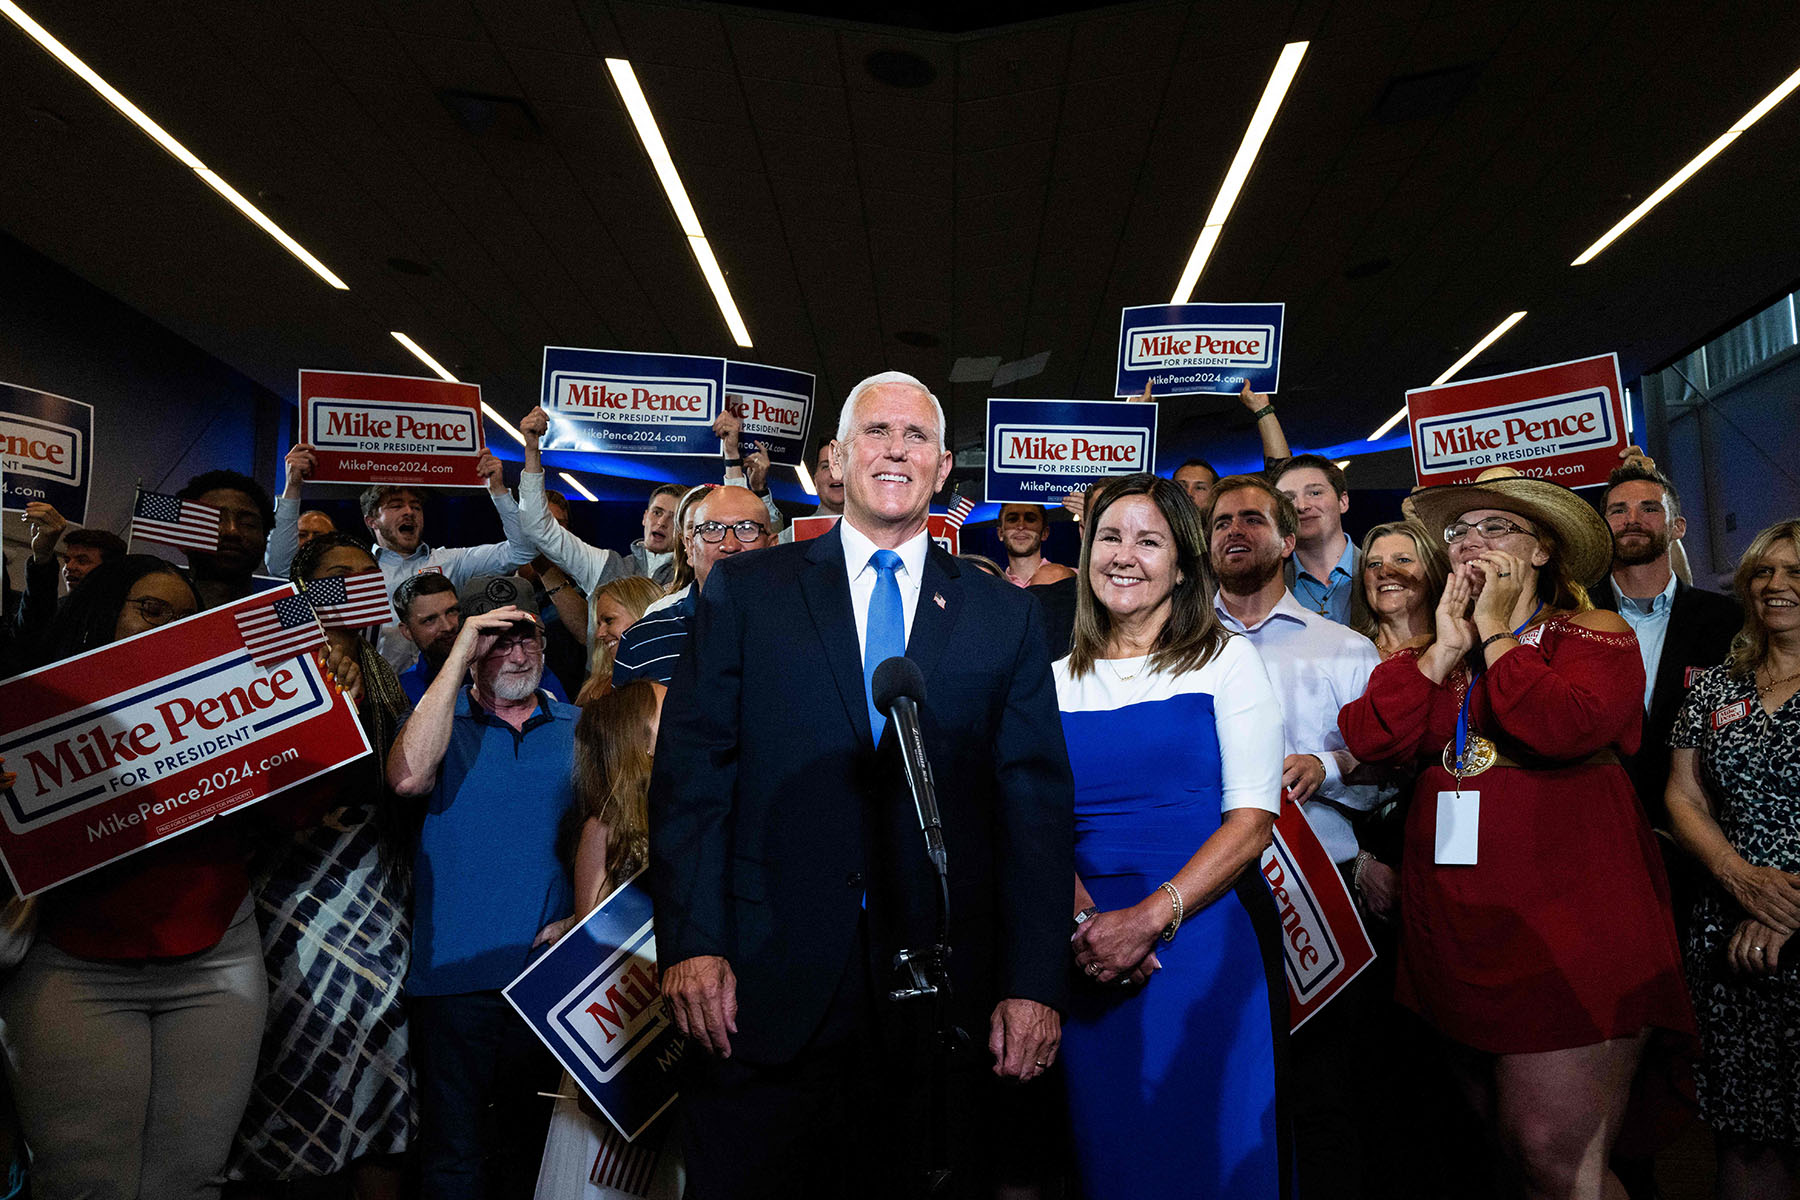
[1055,642,1291,1200]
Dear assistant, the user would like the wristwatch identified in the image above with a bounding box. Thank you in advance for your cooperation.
[1071,906,1097,934]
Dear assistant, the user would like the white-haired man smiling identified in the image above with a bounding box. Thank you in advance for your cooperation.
[650,370,1075,1197]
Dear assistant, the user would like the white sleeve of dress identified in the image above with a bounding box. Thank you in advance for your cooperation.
[1214,637,1288,814]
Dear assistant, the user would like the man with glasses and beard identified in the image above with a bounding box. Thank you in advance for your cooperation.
[1591,462,1741,831]
[386,592,579,1199]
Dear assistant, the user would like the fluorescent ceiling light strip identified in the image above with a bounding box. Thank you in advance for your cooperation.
[688,236,753,348]
[390,332,456,382]
[606,58,752,348]
[1172,41,1308,303]
[558,472,598,501]
[390,330,526,448]
[1572,62,1800,266]
[1367,311,1527,441]
[1431,311,1527,386]
[196,171,347,289]
[0,1,348,290]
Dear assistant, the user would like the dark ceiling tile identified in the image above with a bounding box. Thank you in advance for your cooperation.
[608,1,735,73]
[957,140,1053,199]
[470,0,595,54]
[957,26,1070,101]
[958,88,1063,152]
[627,64,751,127]
[847,91,953,152]
[742,77,853,140]
[722,15,843,86]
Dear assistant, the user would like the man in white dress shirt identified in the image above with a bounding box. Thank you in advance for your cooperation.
[1204,472,1381,1200]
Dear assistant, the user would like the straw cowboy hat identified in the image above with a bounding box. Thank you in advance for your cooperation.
[1402,467,1613,587]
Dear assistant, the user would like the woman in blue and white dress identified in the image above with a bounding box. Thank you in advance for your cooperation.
[1056,473,1292,1200]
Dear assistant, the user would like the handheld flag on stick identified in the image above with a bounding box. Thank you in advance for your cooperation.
[131,489,221,553]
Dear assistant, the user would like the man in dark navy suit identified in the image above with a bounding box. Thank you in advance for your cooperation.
[1590,461,1742,829]
[649,371,1074,1199]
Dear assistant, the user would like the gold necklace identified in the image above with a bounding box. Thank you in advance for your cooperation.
[1104,652,1147,682]
[1758,663,1800,697]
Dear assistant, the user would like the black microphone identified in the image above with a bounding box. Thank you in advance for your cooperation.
[872,655,947,873]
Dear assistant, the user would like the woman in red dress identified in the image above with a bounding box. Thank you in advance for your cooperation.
[1339,469,1692,1200]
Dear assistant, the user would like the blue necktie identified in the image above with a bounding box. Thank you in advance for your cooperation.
[863,549,905,744]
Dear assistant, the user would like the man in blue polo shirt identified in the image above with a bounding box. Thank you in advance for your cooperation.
[387,594,577,1200]
[1276,454,1359,625]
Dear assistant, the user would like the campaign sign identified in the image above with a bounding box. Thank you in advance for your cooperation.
[0,588,371,896]
[1117,303,1284,397]
[1260,797,1377,1032]
[504,870,682,1142]
[724,361,816,469]
[1407,353,1627,489]
[1,381,94,522]
[788,513,962,556]
[540,347,725,458]
[985,399,1157,504]
[300,370,487,489]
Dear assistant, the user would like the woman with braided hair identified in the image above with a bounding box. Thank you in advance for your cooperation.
[225,533,417,1199]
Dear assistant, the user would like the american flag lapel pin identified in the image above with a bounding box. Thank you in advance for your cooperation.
[933,592,946,609]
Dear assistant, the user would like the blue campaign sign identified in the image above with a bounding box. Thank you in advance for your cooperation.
[1,381,94,523]
[503,869,684,1142]
[725,360,816,469]
[540,347,725,458]
[1116,302,1285,397]
[985,398,1158,504]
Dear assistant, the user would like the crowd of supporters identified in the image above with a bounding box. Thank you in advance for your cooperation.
[0,376,1794,1200]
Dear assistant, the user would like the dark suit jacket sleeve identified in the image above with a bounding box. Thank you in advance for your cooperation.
[648,571,743,966]
[990,593,1076,1013]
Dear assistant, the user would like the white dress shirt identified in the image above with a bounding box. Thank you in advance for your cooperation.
[1214,588,1382,864]
[838,518,930,661]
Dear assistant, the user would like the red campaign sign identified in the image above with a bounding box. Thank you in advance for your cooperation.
[0,589,372,896]
[1406,353,1626,490]
[1259,796,1377,1032]
[788,514,961,556]
[300,369,488,489]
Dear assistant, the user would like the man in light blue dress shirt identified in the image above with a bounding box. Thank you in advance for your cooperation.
[1205,471,1382,1200]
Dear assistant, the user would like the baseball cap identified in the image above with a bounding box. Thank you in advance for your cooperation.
[458,574,542,626]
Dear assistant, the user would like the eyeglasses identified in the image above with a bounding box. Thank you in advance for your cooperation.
[1444,517,1536,544]
[488,635,543,657]
[694,520,769,544]
[123,595,196,626]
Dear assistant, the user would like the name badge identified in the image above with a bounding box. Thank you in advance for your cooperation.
[1435,790,1480,865]
[1685,666,1703,689]
[1712,699,1751,730]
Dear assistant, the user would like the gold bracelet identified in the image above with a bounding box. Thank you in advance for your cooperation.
[1158,881,1184,942]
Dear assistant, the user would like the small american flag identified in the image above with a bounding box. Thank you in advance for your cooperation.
[943,493,976,529]
[235,593,327,667]
[131,489,221,553]
[589,1125,659,1196]
[303,571,392,630]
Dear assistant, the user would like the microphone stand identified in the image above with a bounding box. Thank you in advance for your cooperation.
[885,700,957,1197]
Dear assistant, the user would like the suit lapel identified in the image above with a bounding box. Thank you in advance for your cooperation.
[800,525,875,744]
[907,545,964,687]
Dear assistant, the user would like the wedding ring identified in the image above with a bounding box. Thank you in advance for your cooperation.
[1084,961,1100,976]
[1497,570,1511,577]
[1034,1060,1048,1067]
[1755,945,1767,955]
